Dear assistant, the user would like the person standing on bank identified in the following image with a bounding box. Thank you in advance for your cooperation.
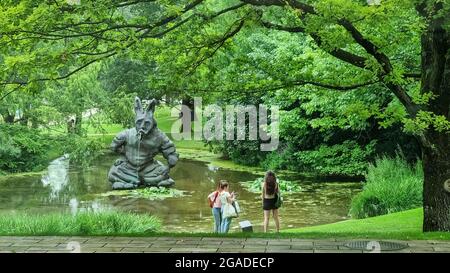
[208,181,223,233]
[219,180,235,233]
[262,171,281,232]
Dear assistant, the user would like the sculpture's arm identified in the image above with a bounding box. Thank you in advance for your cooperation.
[160,132,178,168]
[110,130,127,154]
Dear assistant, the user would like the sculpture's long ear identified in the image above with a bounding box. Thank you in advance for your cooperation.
[134,97,143,114]
[147,99,156,113]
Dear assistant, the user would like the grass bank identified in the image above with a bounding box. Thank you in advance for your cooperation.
[0,211,160,236]
[281,208,450,240]
[1,208,449,240]
[140,208,449,240]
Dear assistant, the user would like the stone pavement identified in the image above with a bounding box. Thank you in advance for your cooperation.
[0,236,449,253]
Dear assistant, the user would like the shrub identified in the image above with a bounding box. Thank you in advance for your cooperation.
[219,140,267,166]
[0,124,53,173]
[0,124,108,173]
[261,144,301,171]
[295,140,377,177]
[213,139,377,177]
[349,155,423,219]
[60,134,105,169]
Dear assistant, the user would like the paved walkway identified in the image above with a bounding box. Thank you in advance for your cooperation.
[0,236,449,253]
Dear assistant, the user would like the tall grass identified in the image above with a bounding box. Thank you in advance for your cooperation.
[0,211,161,236]
[349,155,423,219]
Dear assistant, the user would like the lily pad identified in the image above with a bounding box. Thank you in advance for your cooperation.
[100,187,188,200]
[240,177,302,194]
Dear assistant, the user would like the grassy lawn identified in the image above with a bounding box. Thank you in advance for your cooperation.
[278,208,450,240]
[137,208,448,240]
[1,208,449,240]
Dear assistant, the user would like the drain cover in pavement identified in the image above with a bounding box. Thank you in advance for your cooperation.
[344,241,408,251]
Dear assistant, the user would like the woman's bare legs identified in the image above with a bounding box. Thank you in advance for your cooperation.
[272,209,280,232]
[263,210,270,232]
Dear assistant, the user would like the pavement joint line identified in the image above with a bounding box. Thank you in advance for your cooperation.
[0,236,449,253]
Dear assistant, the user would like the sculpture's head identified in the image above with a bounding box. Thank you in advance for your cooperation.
[134,97,157,138]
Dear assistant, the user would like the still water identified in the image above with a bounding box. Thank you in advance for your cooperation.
[0,155,362,232]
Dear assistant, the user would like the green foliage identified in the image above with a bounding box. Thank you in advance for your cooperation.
[103,91,136,128]
[261,144,301,171]
[0,124,53,173]
[261,140,378,177]
[98,58,156,98]
[296,140,377,177]
[350,155,423,219]
[403,110,450,134]
[218,140,267,166]
[132,187,186,199]
[62,135,105,169]
[0,0,445,138]
[240,177,301,194]
[0,124,109,173]
[0,211,161,236]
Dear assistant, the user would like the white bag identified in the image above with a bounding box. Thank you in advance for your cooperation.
[222,202,237,218]
[233,200,241,214]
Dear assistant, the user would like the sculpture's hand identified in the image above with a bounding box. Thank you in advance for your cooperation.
[161,165,170,179]
[111,131,127,154]
[114,158,124,166]
[167,154,178,168]
[116,145,125,155]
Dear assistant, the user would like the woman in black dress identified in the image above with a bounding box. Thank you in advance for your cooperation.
[261,171,280,232]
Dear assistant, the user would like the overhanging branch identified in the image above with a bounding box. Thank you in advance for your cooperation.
[249,0,420,117]
[185,18,246,75]
[261,21,368,69]
[194,78,380,95]
[0,51,117,87]
[0,84,25,101]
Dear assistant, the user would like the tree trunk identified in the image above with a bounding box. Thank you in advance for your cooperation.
[181,97,196,122]
[422,141,450,232]
[420,6,450,232]
[2,111,15,123]
[74,112,82,135]
[180,96,196,134]
[19,116,28,126]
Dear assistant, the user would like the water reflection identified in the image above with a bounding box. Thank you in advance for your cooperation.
[0,155,362,232]
[69,198,78,215]
[41,154,70,200]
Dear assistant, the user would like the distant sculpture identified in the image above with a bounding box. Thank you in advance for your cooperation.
[108,97,178,190]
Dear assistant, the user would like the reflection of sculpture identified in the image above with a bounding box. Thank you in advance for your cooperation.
[108,97,178,190]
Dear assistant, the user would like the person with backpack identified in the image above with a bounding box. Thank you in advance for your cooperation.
[207,180,224,233]
[261,171,281,232]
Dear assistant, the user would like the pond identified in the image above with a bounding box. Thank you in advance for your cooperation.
[0,155,362,233]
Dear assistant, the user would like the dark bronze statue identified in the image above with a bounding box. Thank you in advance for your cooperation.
[108,97,178,190]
